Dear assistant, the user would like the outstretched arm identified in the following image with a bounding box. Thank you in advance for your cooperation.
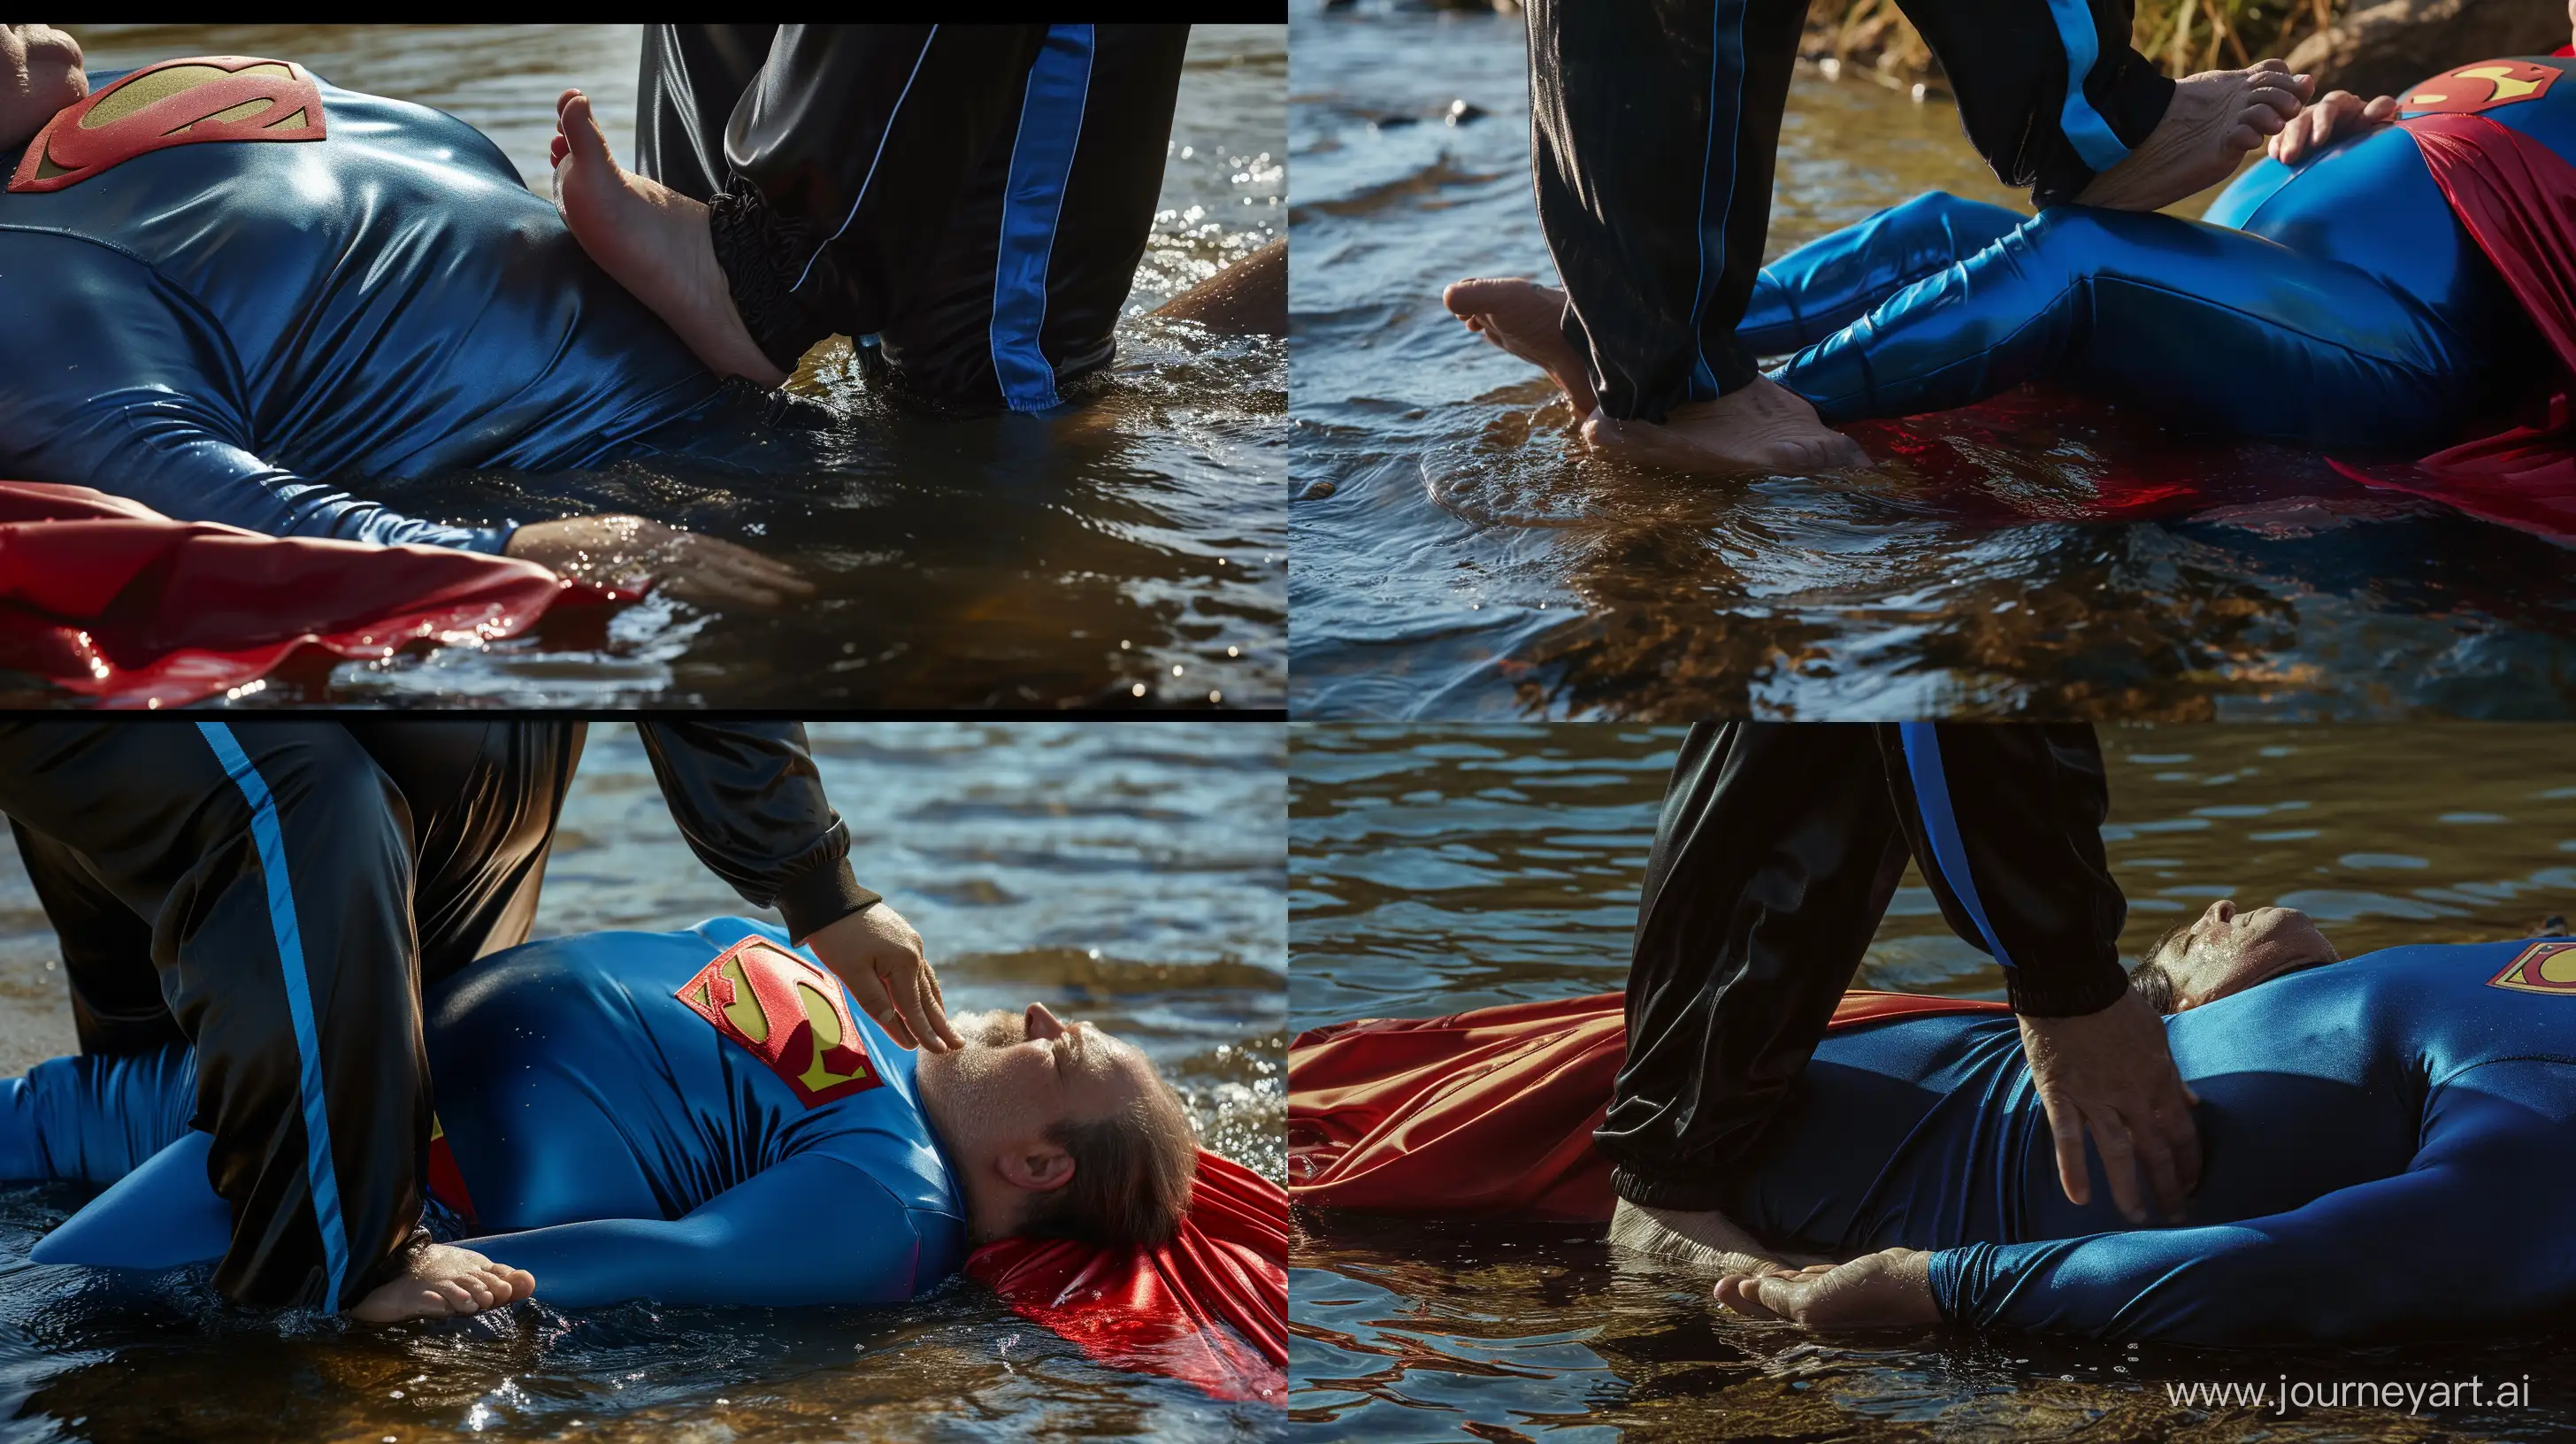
[1725,1059,2576,1345]
[468,1152,955,1310]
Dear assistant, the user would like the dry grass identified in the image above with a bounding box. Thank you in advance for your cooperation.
[1811,0,2351,83]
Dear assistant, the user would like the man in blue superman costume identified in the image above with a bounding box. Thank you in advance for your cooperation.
[0,27,806,607]
[1450,12,2576,534]
[0,719,962,1325]
[1290,902,2576,1345]
[1707,902,2576,1343]
[0,918,1199,1320]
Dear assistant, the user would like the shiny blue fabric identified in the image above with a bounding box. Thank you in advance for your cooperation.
[4,918,967,1310]
[1762,58,2574,452]
[1722,940,2576,1344]
[0,66,729,552]
[989,25,1095,412]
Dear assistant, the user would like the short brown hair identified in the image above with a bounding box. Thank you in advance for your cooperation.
[2128,918,2193,1013]
[1018,1076,1200,1248]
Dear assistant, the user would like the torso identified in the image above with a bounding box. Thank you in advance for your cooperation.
[0,60,721,481]
[1730,940,2576,1254]
[2202,56,2575,352]
[421,918,958,1235]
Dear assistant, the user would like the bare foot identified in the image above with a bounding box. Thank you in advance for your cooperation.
[1442,277,1599,416]
[549,88,786,386]
[350,1242,536,1325]
[1583,377,1868,473]
[1154,237,1286,336]
[2074,60,2313,211]
[1608,1198,1831,1275]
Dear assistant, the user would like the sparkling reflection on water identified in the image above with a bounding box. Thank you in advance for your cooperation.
[0,722,1285,1442]
[56,24,1286,710]
[1289,723,2576,1440]
[1287,0,2576,720]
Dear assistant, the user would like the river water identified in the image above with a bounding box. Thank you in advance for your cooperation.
[1287,0,2576,721]
[0,721,1285,1442]
[1290,722,2576,1440]
[55,24,1286,710]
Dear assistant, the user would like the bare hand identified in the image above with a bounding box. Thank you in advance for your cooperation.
[503,514,813,611]
[2269,89,2397,165]
[806,903,963,1054]
[349,1242,536,1324]
[1714,1248,1940,1329]
[2019,989,2202,1224]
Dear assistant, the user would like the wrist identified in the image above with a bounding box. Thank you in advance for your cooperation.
[777,856,881,944]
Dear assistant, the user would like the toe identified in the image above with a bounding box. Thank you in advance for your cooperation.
[1442,279,1506,315]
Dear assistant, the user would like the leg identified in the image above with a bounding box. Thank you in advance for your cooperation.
[1774,206,2478,452]
[554,26,1046,383]
[634,25,777,204]
[1599,725,1910,1226]
[1523,0,1865,472]
[1875,725,2128,1018]
[1738,192,2028,355]
[0,723,429,1312]
[9,821,183,1056]
[0,1045,196,1185]
[874,25,1191,411]
[336,721,586,984]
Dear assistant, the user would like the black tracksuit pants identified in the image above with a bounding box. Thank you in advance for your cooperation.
[1600,722,2129,1210]
[0,720,878,1311]
[637,23,1190,411]
[1527,0,2177,422]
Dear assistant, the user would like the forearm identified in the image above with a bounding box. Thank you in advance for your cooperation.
[639,720,879,941]
[37,403,504,552]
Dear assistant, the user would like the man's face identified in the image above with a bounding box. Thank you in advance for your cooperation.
[916,1002,1160,1150]
[2152,898,2338,1010]
[1,27,84,154]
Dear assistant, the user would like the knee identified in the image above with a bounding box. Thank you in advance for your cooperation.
[1889,191,2025,249]
[203,726,410,881]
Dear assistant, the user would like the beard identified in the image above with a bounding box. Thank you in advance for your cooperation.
[916,1008,1026,1143]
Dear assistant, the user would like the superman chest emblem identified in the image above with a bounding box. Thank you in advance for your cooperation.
[677,937,883,1106]
[2488,939,2576,995]
[11,55,326,195]
[2401,59,2560,116]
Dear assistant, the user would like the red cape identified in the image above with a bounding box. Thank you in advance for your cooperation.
[966,1149,1287,1405]
[1287,990,2011,1222]
[2332,108,2576,540]
[0,482,613,706]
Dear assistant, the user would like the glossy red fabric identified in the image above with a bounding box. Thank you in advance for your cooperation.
[2332,111,2576,538]
[1287,990,2012,1222]
[0,481,604,707]
[965,1149,1287,1404]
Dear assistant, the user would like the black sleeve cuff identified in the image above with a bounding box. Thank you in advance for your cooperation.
[2033,60,2177,208]
[2004,957,2132,1018]
[776,856,881,945]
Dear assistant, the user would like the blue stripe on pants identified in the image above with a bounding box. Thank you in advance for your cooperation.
[1898,723,2019,972]
[1685,0,1750,402]
[988,23,1096,412]
[2044,0,2131,173]
[195,722,351,1309]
